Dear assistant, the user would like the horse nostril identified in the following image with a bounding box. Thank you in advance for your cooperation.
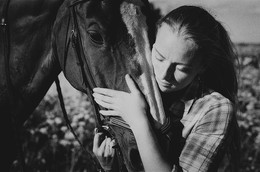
[129,148,143,170]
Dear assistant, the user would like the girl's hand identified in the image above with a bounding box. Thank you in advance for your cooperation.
[92,129,116,171]
[93,74,148,128]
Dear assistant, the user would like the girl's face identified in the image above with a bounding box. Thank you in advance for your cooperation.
[152,23,202,93]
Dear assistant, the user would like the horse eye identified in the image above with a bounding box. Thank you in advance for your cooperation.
[87,30,104,45]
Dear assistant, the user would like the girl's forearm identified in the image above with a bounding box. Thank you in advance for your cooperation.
[131,118,172,172]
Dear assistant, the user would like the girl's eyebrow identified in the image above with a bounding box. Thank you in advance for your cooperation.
[154,46,193,67]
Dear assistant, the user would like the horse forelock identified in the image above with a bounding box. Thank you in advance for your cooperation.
[120,2,166,125]
[120,2,150,65]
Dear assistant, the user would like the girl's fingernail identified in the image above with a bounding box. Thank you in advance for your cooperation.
[111,139,118,148]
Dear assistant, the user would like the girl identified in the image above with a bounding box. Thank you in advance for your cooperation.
[92,5,240,172]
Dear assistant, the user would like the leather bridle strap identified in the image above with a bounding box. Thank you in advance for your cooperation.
[55,1,106,171]
[68,4,127,172]
[1,0,12,96]
[1,0,26,171]
[55,78,103,172]
[1,0,10,25]
[69,4,104,128]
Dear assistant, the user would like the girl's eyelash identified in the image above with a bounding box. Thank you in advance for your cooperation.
[156,55,164,61]
[154,51,165,61]
[177,65,192,72]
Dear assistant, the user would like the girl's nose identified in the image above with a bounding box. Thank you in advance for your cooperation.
[160,62,175,82]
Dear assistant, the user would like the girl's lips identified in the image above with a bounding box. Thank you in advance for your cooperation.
[160,83,171,88]
[157,78,172,87]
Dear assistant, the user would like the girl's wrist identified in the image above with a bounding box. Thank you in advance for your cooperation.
[130,115,150,134]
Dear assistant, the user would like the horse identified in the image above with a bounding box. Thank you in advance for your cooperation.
[0,0,166,171]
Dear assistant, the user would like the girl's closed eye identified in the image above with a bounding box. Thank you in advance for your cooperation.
[176,65,192,73]
[153,46,166,62]
[155,53,164,62]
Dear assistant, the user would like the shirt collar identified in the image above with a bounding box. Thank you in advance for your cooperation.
[161,78,206,118]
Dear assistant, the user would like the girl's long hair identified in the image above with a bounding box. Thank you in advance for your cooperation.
[157,6,240,171]
[157,6,238,103]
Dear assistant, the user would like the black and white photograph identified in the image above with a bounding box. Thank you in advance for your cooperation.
[1,0,260,171]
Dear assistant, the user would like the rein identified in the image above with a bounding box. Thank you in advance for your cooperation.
[55,78,103,171]
[55,0,114,171]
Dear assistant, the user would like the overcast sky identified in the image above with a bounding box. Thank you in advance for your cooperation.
[149,0,260,43]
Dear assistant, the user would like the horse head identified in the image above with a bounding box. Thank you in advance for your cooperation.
[0,0,166,170]
[52,0,166,171]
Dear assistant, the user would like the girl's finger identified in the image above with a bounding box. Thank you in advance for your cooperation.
[93,88,119,97]
[99,110,121,116]
[97,137,108,156]
[125,74,139,93]
[93,132,103,152]
[94,98,115,110]
[93,93,114,104]
[109,140,116,157]
[104,138,112,157]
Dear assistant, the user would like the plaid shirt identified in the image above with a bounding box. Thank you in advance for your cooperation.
[162,83,240,172]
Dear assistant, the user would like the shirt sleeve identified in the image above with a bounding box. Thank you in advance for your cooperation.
[177,96,234,172]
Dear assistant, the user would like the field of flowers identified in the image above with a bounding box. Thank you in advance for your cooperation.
[13,43,260,172]
[19,80,98,172]
[236,43,260,171]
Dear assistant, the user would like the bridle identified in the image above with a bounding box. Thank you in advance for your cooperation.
[68,0,103,127]
[56,0,152,171]
[55,0,125,171]
[59,0,104,129]
[1,0,140,170]
[60,0,106,141]
[56,0,146,171]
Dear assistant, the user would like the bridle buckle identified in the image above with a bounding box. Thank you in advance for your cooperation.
[0,18,7,26]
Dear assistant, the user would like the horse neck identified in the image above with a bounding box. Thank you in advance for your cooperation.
[0,0,64,125]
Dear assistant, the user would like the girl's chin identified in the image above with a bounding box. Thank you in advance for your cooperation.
[158,82,188,93]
